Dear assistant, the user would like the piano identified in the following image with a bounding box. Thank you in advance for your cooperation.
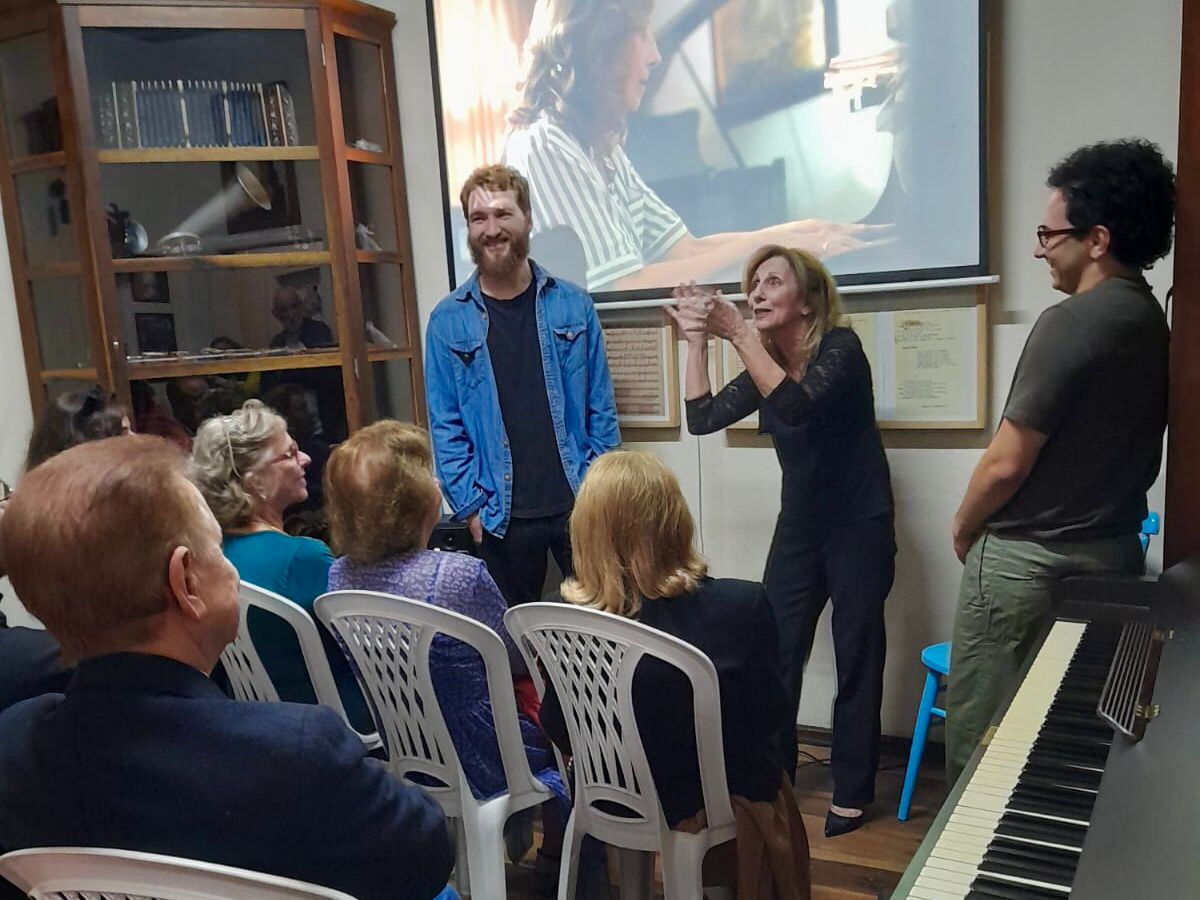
[892,556,1200,899]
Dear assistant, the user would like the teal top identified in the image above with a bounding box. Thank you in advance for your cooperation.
[223,531,372,734]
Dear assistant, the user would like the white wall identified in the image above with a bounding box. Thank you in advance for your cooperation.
[0,0,1183,729]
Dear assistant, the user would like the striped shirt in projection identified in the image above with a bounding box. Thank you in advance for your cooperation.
[504,116,688,290]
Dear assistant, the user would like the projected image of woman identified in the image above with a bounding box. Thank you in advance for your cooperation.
[504,0,885,292]
[668,246,895,837]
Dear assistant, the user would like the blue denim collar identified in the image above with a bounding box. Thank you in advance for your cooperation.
[452,259,556,306]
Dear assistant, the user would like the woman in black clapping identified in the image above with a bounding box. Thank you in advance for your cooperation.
[667,245,895,837]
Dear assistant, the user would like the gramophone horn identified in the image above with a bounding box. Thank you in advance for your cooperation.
[157,164,273,250]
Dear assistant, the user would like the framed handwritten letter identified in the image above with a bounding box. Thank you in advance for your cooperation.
[602,323,680,428]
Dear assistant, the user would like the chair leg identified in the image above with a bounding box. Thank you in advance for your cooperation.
[556,812,585,900]
[617,848,653,900]
[452,818,470,897]
[899,670,940,821]
[659,836,705,900]
[460,799,509,900]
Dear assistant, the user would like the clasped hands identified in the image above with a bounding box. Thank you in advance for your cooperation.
[666,281,749,344]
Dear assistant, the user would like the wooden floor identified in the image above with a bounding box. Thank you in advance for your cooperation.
[503,742,949,899]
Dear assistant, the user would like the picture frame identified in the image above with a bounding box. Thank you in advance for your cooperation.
[601,322,680,429]
[134,312,177,353]
[714,336,760,431]
[129,270,169,303]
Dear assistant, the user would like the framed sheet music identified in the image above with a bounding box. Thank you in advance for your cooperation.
[602,323,680,428]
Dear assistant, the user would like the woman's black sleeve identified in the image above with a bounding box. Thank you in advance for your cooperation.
[760,332,863,427]
[685,369,763,434]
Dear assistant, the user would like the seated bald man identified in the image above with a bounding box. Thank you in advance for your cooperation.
[0,435,454,900]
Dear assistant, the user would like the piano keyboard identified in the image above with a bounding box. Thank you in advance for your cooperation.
[908,620,1121,899]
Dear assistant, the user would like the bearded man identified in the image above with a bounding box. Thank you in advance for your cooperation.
[425,164,620,606]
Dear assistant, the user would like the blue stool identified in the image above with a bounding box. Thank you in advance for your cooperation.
[898,641,950,821]
[1140,512,1160,554]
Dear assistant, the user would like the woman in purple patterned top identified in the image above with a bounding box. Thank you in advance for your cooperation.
[324,421,568,849]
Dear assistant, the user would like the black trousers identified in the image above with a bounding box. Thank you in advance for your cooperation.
[764,513,895,808]
[479,512,573,608]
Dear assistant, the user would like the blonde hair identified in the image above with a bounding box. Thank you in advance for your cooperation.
[325,420,441,564]
[562,450,707,617]
[459,164,532,217]
[742,245,845,362]
[190,399,287,529]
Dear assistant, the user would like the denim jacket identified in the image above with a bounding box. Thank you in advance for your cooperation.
[424,261,621,537]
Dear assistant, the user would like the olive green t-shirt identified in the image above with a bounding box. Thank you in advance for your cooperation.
[989,274,1168,541]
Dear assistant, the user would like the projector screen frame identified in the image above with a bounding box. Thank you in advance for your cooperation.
[424,0,990,303]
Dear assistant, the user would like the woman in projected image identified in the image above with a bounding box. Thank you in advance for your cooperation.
[503,0,885,292]
[668,245,895,837]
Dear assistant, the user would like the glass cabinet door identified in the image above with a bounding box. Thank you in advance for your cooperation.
[328,19,422,425]
[81,25,327,262]
[0,26,98,405]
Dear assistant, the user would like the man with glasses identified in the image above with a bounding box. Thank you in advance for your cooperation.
[945,139,1175,783]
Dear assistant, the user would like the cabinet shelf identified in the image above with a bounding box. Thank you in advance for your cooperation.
[97,146,322,165]
[41,368,98,381]
[10,151,67,174]
[345,146,390,166]
[126,350,342,381]
[111,251,330,273]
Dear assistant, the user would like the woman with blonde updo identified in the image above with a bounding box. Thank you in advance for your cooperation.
[191,400,370,733]
[541,452,809,897]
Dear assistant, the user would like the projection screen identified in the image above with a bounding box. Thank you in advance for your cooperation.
[429,0,986,300]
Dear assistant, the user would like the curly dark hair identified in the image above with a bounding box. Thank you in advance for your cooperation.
[1047,139,1175,270]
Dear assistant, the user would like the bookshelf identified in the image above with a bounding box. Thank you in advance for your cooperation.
[0,0,425,439]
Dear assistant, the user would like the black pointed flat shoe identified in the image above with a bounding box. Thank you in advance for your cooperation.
[824,809,866,838]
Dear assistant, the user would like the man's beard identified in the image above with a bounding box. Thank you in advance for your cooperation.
[469,230,530,280]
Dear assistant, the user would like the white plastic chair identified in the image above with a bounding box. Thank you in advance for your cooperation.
[220,580,381,752]
[504,602,737,900]
[0,847,356,900]
[314,589,553,899]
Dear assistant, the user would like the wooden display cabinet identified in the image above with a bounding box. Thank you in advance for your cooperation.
[0,0,424,437]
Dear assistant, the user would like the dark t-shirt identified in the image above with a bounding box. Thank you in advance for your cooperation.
[990,275,1168,541]
[483,278,574,518]
[686,327,893,525]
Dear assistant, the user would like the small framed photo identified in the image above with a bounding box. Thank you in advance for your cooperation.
[601,323,680,429]
[130,271,170,303]
[135,312,178,353]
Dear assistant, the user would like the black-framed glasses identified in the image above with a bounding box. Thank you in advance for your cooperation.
[1036,225,1087,248]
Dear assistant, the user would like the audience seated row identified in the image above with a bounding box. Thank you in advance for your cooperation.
[0,406,812,899]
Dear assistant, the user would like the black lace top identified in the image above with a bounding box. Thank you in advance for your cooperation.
[686,327,893,525]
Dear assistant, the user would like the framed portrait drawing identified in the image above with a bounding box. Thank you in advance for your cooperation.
[129,270,169,303]
[601,323,680,428]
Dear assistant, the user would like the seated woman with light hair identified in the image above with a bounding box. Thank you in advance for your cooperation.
[323,420,568,862]
[541,450,811,896]
[190,400,371,734]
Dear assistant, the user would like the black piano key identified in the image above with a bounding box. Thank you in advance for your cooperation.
[1010,784,1097,815]
[968,883,1065,900]
[988,836,1081,868]
[979,856,1073,889]
[996,813,1087,849]
[1017,769,1101,793]
[968,873,1072,898]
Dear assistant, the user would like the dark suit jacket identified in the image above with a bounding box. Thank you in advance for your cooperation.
[0,627,71,713]
[0,653,453,900]
[541,577,790,826]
